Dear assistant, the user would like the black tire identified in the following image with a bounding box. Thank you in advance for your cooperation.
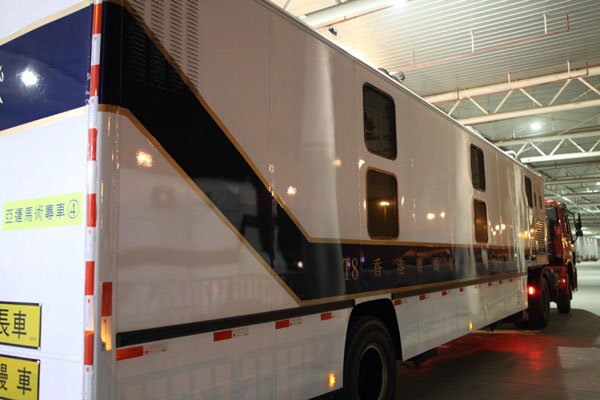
[529,277,550,329]
[343,317,396,400]
[557,275,572,314]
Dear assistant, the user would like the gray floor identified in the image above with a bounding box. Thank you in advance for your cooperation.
[396,262,600,399]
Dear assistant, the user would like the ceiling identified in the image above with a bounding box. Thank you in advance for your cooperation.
[269,0,600,234]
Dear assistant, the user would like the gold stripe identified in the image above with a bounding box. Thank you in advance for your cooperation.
[0,1,90,46]
[301,271,528,306]
[0,106,88,139]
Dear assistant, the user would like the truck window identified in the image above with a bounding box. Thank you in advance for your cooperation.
[363,84,397,159]
[545,206,557,222]
[565,214,572,235]
[470,145,486,191]
[473,199,488,243]
[524,177,533,207]
[366,169,399,239]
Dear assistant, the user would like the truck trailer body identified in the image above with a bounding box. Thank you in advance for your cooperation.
[0,1,556,399]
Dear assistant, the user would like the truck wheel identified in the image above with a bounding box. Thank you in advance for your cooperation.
[529,277,550,329]
[343,317,396,400]
[557,275,572,314]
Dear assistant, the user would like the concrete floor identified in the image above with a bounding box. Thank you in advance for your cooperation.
[396,262,600,399]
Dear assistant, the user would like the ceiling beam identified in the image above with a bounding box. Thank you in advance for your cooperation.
[457,98,600,125]
[300,0,392,28]
[552,192,600,198]
[534,161,600,171]
[494,128,600,147]
[545,177,600,186]
[562,203,600,208]
[424,65,600,104]
[521,151,600,163]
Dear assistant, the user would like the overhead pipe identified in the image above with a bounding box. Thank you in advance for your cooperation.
[457,98,600,126]
[424,64,598,105]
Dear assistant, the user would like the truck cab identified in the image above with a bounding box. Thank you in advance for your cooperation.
[545,199,582,290]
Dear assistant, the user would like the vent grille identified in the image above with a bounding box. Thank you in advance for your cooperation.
[128,0,201,89]
[535,219,545,254]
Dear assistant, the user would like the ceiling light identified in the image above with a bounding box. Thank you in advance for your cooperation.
[530,122,542,131]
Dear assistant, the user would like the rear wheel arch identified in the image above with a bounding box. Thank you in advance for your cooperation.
[346,299,402,361]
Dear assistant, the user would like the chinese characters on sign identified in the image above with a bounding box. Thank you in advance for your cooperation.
[0,303,41,349]
[0,355,39,400]
[342,253,456,281]
[2,193,82,231]
[372,258,383,277]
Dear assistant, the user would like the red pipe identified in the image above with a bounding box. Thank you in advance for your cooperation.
[398,15,570,73]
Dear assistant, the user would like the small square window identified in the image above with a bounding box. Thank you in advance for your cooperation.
[524,177,533,207]
[473,199,488,243]
[367,169,398,239]
[470,145,485,191]
[363,84,397,159]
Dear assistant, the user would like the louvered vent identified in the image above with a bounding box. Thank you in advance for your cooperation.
[535,219,545,255]
[128,0,201,90]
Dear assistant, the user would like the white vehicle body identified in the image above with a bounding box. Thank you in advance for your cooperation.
[0,1,547,399]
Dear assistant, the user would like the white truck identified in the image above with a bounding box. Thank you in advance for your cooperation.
[1,1,550,399]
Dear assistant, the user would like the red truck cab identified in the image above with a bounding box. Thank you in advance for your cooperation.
[526,199,583,328]
[543,199,583,310]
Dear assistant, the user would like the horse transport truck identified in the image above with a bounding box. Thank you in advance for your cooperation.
[0,0,582,399]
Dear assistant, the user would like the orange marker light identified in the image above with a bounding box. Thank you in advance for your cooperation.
[528,286,535,295]
[328,373,336,388]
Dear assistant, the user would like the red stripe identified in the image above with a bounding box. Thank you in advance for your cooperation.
[88,128,97,161]
[84,331,94,365]
[116,346,144,361]
[394,299,402,306]
[87,194,96,227]
[459,287,464,292]
[90,64,100,97]
[92,3,103,35]
[320,312,332,320]
[419,294,426,301]
[85,261,95,296]
[214,330,232,341]
[102,282,112,317]
[275,320,290,329]
[442,290,448,296]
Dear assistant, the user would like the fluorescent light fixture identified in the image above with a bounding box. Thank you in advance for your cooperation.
[530,122,542,131]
